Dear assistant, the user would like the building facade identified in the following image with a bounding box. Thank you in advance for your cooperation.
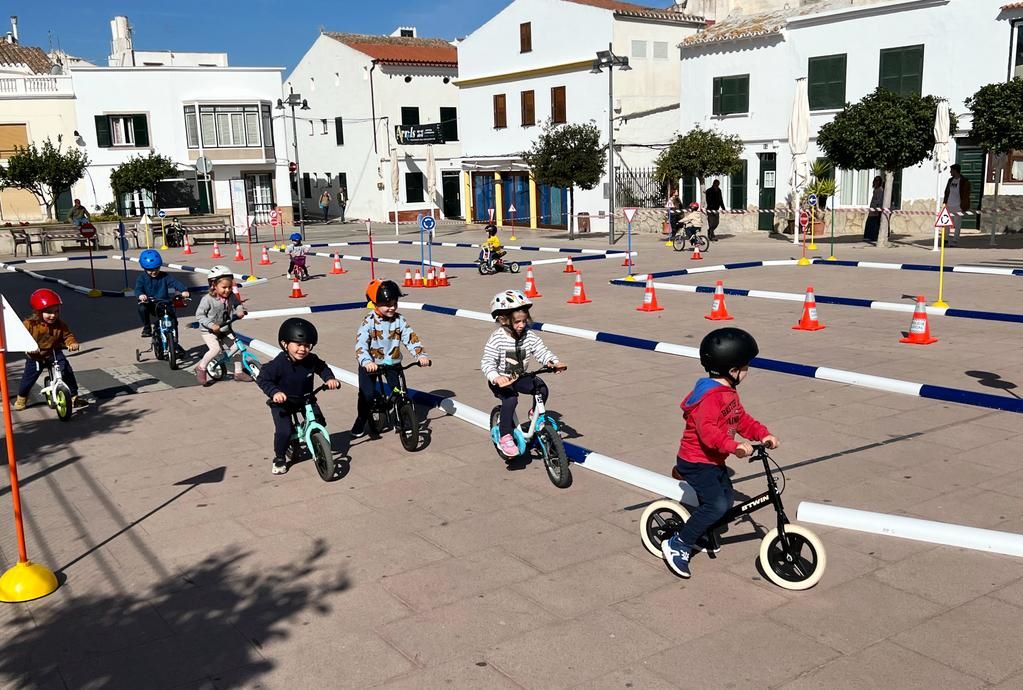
[457,0,703,233]
[286,29,461,224]
[679,0,1006,234]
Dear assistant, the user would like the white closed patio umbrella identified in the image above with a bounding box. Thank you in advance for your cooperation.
[788,77,810,245]
[390,146,400,236]
[931,99,950,250]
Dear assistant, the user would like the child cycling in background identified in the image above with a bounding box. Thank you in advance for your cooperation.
[135,249,190,341]
[286,232,310,279]
[661,327,779,579]
[194,265,248,386]
[481,290,566,457]
[14,289,88,410]
[351,279,431,438]
[671,202,703,243]
[256,318,340,475]
[479,224,507,265]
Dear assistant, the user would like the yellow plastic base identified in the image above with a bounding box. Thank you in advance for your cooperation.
[87,289,102,298]
[623,275,636,282]
[808,243,818,251]
[245,275,258,282]
[509,235,517,241]
[826,256,837,262]
[122,287,135,295]
[0,561,59,603]
[160,244,169,251]
[797,257,811,266]
[664,241,672,247]
[931,300,949,308]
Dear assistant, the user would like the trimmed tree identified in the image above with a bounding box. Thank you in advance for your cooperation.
[965,78,1023,233]
[0,136,89,220]
[109,153,179,216]
[817,87,955,246]
[654,125,744,208]
[522,120,605,238]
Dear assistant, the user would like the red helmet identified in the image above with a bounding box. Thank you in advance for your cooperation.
[30,288,62,311]
[688,202,701,210]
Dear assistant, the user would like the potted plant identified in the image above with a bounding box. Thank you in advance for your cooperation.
[803,160,837,239]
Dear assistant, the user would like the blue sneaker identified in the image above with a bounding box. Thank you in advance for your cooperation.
[661,535,692,579]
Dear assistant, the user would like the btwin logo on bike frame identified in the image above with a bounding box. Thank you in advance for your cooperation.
[740,494,772,512]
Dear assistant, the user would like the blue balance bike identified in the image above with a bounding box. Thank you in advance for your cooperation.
[270,383,337,481]
[136,296,189,370]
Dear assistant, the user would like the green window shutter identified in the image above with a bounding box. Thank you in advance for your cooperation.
[714,75,749,115]
[880,45,923,96]
[94,115,111,148]
[902,46,923,97]
[890,169,903,210]
[133,114,149,147]
[682,176,696,206]
[737,75,749,114]
[712,77,722,115]
[335,117,344,146]
[730,161,747,209]
[809,55,846,110]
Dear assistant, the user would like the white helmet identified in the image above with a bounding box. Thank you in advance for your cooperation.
[490,289,532,317]
[208,265,232,280]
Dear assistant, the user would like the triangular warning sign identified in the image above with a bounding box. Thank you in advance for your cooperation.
[934,205,953,228]
[508,204,516,213]
[623,207,638,223]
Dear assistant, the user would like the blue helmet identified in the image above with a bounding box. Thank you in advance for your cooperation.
[290,232,302,242]
[139,249,163,270]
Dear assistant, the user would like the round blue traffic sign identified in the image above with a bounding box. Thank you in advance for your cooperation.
[158,210,167,218]
[420,215,436,231]
[807,194,818,207]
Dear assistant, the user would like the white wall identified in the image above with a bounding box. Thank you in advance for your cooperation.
[680,0,1009,214]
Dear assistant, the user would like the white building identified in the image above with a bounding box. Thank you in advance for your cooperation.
[71,16,292,226]
[457,0,703,233]
[286,29,461,224]
[678,0,1007,234]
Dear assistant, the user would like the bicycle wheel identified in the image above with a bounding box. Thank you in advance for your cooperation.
[536,426,571,488]
[53,383,72,422]
[396,401,420,452]
[509,262,520,274]
[639,499,691,558]
[167,331,178,370]
[477,262,487,275]
[309,429,336,482]
[242,353,261,381]
[43,376,54,408]
[695,235,710,253]
[758,524,827,591]
[672,235,686,252]
[153,335,165,361]
[206,358,226,381]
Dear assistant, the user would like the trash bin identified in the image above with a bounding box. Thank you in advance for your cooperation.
[577,212,590,233]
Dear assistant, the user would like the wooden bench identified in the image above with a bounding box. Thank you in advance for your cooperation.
[177,221,234,245]
[41,227,98,253]
[6,228,46,256]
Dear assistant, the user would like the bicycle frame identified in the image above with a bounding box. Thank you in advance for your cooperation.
[281,383,330,448]
[492,369,559,456]
[39,356,66,397]
[698,446,790,548]
[213,323,260,375]
[369,362,415,409]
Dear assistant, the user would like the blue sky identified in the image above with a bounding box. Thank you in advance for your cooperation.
[12,0,511,70]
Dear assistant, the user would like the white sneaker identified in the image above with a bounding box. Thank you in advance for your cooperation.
[271,458,288,475]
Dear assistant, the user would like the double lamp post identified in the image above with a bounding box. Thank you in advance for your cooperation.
[590,44,630,245]
[277,86,310,231]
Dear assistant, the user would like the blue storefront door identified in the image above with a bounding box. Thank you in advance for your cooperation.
[472,173,495,223]
[538,183,568,228]
[501,173,530,226]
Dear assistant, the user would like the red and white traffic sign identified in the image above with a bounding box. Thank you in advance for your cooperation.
[934,205,953,228]
[623,207,638,224]
[270,215,279,227]
[799,210,810,228]
[78,222,96,238]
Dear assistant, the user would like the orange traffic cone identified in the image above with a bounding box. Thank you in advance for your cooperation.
[181,234,193,255]
[563,256,576,273]
[566,271,591,304]
[259,246,272,265]
[792,286,825,331]
[412,268,423,287]
[705,280,733,321]
[211,241,222,259]
[437,265,449,286]
[900,295,938,345]
[233,243,245,262]
[330,253,346,274]
[691,243,703,261]
[403,268,414,288]
[425,267,437,287]
[636,275,664,312]
[288,278,306,299]
[622,253,633,268]
[524,266,542,298]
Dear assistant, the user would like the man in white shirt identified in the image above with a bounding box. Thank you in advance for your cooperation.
[942,164,972,247]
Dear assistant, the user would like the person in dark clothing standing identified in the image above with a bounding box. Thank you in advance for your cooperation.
[704,180,725,242]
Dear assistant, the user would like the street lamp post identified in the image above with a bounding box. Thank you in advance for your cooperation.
[591,44,630,246]
[277,87,310,231]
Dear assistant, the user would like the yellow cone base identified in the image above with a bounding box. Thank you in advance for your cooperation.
[797,257,811,266]
[623,275,636,282]
[826,255,837,262]
[931,300,949,308]
[808,243,818,250]
[0,561,59,603]
[246,275,259,282]
[87,289,102,298]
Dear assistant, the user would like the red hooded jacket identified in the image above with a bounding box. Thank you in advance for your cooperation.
[677,378,770,466]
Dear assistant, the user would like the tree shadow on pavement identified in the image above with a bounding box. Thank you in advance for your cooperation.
[0,540,349,689]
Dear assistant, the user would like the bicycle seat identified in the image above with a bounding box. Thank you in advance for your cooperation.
[672,467,685,481]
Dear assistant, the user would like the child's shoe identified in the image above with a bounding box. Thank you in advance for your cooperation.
[350,417,368,439]
[272,458,288,475]
[498,434,518,456]
[72,395,90,408]
[195,367,209,386]
[13,395,27,411]
[233,371,253,383]
[661,534,692,579]
[140,326,152,338]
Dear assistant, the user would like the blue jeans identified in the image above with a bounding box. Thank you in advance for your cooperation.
[674,458,733,546]
[19,351,78,398]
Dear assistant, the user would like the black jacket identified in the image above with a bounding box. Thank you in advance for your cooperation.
[257,352,335,401]
[705,186,724,211]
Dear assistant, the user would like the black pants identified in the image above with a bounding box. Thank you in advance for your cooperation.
[863,215,881,242]
[707,211,720,238]
[138,302,178,330]
[270,402,325,459]
[673,458,734,546]
[489,376,548,437]
[356,367,401,422]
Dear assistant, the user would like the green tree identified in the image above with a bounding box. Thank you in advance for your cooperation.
[817,87,955,246]
[0,136,89,220]
[109,153,179,215]
[654,125,744,207]
[522,120,605,237]
[965,78,1023,230]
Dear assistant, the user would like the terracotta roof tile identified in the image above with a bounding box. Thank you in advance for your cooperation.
[325,32,456,66]
[1002,2,1023,10]
[682,9,788,46]
[0,43,52,74]
[565,0,703,22]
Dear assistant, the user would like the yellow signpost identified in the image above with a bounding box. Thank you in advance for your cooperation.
[933,205,953,308]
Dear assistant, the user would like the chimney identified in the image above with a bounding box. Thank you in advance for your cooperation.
[109,16,135,66]
[9,16,18,43]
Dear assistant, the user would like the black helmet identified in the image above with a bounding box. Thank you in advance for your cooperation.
[700,328,758,381]
[278,317,318,347]
[366,279,404,305]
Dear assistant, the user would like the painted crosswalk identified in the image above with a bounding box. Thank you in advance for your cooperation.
[26,362,200,405]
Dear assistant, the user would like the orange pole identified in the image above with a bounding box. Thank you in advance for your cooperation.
[0,302,29,563]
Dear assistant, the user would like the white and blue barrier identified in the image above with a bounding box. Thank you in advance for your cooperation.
[238,299,1023,415]
[270,245,634,270]
[610,278,1023,326]
[643,257,1023,282]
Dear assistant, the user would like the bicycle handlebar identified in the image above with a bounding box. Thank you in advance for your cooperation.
[514,363,567,378]
[267,382,333,407]
[372,361,430,372]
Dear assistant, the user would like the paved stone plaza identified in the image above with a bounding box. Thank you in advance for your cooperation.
[2,223,1023,689]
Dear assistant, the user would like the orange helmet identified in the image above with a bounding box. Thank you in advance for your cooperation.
[29,288,62,312]
[365,279,404,305]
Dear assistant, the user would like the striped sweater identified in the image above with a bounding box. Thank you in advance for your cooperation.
[480,328,557,384]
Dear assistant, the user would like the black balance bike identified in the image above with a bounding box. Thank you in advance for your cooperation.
[639,444,826,590]
[366,361,427,452]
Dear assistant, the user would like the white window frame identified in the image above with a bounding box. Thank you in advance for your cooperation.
[631,40,647,59]
[185,104,266,149]
[110,115,136,146]
[835,168,877,208]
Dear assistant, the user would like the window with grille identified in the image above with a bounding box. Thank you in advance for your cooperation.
[405,172,425,202]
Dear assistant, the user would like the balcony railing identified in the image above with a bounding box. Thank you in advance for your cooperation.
[0,75,74,98]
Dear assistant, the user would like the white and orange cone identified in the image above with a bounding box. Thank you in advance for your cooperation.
[288,278,306,299]
[704,280,733,321]
[524,266,542,298]
[330,253,346,274]
[232,243,245,262]
[792,286,825,331]
[412,268,423,287]
[181,234,194,255]
[900,295,938,345]
[437,265,449,286]
[259,246,272,265]
[403,268,414,288]
[211,241,222,259]
[691,243,703,261]
[563,256,576,273]
[636,276,664,312]
[566,271,591,304]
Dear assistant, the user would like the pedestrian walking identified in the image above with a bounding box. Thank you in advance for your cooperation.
[338,186,348,223]
[705,180,724,242]
[943,164,971,247]
[863,175,884,243]
[318,190,331,223]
